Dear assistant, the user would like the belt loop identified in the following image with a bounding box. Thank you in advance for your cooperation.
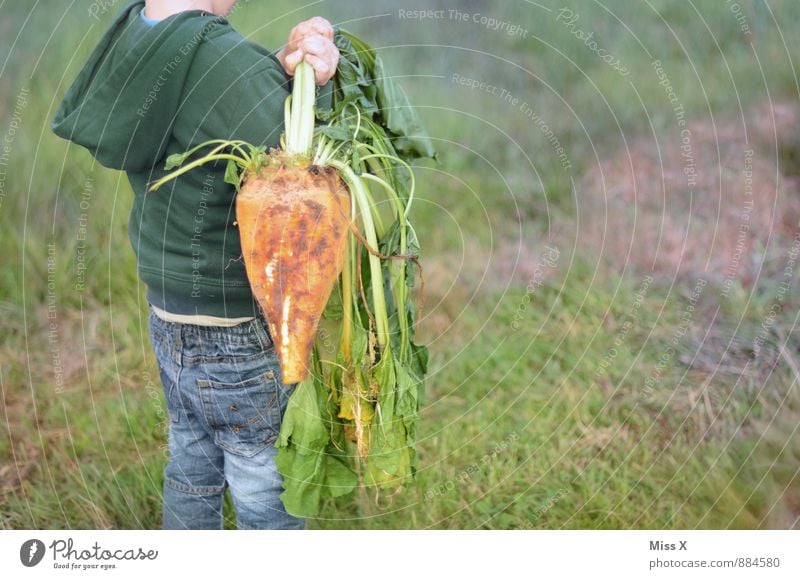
[173,321,184,366]
[254,309,273,349]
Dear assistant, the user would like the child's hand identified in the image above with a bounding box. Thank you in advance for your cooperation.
[277,17,340,86]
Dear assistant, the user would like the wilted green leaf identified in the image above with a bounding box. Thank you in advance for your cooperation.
[224,159,241,190]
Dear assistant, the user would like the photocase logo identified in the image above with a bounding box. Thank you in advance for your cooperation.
[19,539,46,567]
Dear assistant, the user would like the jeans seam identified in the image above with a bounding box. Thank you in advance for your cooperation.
[164,476,226,495]
[253,316,272,352]
[183,351,266,365]
[215,434,275,458]
[169,353,183,424]
[169,323,185,424]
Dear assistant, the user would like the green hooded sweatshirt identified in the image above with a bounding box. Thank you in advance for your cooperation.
[51,0,330,317]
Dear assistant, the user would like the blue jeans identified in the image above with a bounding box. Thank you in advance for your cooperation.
[147,306,305,530]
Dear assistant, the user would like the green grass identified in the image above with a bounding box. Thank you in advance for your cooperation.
[1,0,799,529]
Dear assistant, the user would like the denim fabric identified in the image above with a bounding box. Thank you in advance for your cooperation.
[147,306,305,530]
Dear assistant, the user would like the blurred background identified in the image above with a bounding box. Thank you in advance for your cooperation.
[1,0,799,529]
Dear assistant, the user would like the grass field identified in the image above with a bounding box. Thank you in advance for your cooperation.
[1,0,799,529]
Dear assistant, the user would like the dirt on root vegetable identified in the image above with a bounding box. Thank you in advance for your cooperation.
[236,157,351,384]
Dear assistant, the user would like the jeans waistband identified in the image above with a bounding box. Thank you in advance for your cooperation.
[149,305,273,346]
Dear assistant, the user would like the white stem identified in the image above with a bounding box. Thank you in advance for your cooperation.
[286,61,316,156]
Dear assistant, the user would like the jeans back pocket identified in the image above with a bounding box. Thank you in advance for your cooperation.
[197,369,282,457]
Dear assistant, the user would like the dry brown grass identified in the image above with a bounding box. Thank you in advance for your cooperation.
[576,100,800,287]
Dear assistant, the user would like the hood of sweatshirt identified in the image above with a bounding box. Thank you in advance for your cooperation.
[51,1,227,172]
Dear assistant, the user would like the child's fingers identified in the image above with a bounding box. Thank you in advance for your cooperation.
[300,36,338,85]
[292,17,333,42]
[282,48,303,75]
[303,54,332,85]
[298,34,331,57]
[308,16,334,40]
[300,35,339,66]
[281,34,338,83]
[284,17,334,64]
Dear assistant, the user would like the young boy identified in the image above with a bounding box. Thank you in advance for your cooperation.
[51,0,339,529]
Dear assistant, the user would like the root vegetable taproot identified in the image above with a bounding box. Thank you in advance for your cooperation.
[236,160,350,384]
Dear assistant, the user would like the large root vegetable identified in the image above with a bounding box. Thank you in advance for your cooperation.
[236,160,350,384]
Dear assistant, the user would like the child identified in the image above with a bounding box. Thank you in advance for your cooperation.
[51,0,340,529]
